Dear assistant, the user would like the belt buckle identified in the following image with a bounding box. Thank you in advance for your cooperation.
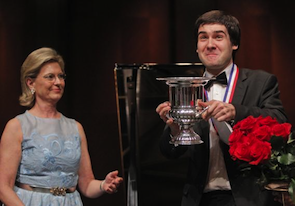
[50,187,67,196]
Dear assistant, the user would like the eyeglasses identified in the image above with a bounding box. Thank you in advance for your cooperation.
[43,73,66,82]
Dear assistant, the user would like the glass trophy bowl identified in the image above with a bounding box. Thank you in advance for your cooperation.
[157,77,212,145]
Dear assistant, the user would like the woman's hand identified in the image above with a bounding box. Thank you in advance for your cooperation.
[101,171,123,194]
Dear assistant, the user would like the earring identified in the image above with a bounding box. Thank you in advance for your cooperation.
[31,88,35,95]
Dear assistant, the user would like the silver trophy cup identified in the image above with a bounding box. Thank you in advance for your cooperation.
[157,77,212,145]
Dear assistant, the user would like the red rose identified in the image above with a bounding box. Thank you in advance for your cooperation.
[229,129,244,144]
[232,116,254,130]
[230,134,253,162]
[237,116,259,133]
[229,143,238,160]
[252,125,272,141]
[229,116,293,167]
[257,116,278,127]
[249,139,271,165]
[271,123,292,141]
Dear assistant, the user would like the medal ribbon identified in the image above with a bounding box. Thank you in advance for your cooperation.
[204,64,239,103]
[203,64,239,134]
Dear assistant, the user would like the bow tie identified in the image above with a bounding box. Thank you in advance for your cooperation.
[204,72,228,90]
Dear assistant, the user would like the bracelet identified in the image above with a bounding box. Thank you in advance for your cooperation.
[100,180,106,193]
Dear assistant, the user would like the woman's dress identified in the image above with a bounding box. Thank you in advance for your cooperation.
[14,111,83,206]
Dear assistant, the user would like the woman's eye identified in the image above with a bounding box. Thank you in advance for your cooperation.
[58,74,66,80]
[43,74,54,81]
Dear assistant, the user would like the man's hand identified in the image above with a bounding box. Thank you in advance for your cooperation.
[156,101,180,135]
[198,100,236,122]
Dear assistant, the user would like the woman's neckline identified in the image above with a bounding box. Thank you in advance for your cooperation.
[26,110,62,120]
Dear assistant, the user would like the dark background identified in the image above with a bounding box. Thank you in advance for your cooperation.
[1,0,295,206]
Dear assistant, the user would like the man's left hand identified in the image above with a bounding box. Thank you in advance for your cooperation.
[198,100,236,122]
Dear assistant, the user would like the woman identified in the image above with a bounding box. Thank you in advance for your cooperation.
[0,47,123,206]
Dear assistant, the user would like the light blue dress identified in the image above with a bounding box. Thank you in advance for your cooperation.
[14,111,83,206]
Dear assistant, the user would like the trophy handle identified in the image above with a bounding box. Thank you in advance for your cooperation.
[166,111,174,120]
[195,106,209,118]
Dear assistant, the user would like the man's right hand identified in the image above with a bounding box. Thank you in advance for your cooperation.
[156,102,180,136]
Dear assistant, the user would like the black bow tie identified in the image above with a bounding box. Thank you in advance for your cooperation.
[204,72,227,90]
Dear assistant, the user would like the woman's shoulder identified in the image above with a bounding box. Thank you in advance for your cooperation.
[59,113,84,134]
[3,117,22,139]
[6,117,21,127]
[15,110,30,121]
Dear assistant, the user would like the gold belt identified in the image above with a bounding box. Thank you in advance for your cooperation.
[15,182,75,196]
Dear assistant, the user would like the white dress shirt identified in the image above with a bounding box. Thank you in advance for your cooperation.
[203,64,234,192]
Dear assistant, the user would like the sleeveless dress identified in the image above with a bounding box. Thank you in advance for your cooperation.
[13,111,83,206]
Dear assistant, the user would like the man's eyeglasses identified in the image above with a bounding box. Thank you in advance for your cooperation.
[43,73,66,82]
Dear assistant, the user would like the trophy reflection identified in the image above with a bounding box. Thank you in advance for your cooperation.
[157,77,212,145]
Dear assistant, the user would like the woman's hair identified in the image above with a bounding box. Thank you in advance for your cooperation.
[19,47,65,107]
[194,10,241,59]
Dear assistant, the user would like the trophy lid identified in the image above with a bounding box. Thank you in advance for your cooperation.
[156,76,214,86]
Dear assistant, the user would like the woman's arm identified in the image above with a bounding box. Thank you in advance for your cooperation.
[76,122,123,198]
[0,118,25,206]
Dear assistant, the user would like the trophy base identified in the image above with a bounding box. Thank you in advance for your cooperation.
[169,128,203,145]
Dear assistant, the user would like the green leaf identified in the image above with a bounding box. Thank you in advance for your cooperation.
[278,153,295,165]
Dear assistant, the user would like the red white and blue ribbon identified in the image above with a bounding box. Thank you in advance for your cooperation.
[204,64,239,104]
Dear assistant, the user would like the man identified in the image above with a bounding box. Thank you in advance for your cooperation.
[156,10,289,206]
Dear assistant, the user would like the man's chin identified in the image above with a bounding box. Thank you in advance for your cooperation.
[203,63,220,69]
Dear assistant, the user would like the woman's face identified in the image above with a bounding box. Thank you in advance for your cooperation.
[29,62,65,106]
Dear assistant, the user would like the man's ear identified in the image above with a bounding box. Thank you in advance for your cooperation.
[232,45,238,51]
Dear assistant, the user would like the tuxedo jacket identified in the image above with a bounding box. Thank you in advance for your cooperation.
[160,68,288,206]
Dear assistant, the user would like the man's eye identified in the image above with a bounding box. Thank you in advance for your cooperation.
[216,35,224,40]
[199,35,208,40]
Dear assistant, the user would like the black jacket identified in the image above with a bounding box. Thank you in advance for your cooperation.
[160,68,288,206]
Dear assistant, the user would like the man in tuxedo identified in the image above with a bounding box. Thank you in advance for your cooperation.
[156,10,289,206]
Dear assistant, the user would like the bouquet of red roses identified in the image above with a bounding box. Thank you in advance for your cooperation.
[229,115,295,202]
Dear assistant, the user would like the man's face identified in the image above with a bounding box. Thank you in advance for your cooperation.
[196,23,238,75]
